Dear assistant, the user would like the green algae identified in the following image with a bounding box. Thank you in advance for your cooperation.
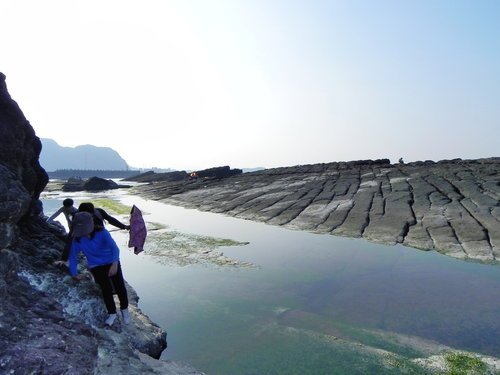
[89,198,131,215]
[148,222,168,231]
[443,352,488,375]
[150,230,248,250]
[145,230,251,267]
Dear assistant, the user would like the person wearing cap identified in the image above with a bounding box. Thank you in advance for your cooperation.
[69,211,130,326]
[59,202,130,263]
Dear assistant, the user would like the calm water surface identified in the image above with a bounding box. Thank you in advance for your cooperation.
[43,191,500,374]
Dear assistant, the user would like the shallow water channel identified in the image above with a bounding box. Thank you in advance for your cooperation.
[42,189,500,374]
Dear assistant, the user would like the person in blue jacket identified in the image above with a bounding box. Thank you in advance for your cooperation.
[69,211,130,326]
[57,202,131,264]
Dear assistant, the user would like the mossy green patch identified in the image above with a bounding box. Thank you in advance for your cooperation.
[384,356,433,374]
[150,231,248,251]
[148,222,168,231]
[89,198,131,215]
[187,235,249,248]
[444,352,488,375]
[146,230,251,267]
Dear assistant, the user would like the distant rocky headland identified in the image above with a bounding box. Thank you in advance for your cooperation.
[47,169,141,179]
[40,139,176,178]
[40,138,129,171]
[135,158,500,263]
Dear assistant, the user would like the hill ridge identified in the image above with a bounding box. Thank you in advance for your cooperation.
[40,138,129,171]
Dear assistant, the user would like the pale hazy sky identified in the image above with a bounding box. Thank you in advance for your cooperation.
[1,0,499,170]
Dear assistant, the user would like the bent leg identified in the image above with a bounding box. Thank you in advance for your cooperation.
[61,235,72,261]
[110,262,128,310]
[90,264,117,314]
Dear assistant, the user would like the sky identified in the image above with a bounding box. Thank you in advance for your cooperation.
[1,0,499,170]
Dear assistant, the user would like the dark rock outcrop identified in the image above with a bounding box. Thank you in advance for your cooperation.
[1,226,99,375]
[126,170,189,183]
[0,72,48,248]
[124,166,242,184]
[0,73,203,374]
[62,176,131,192]
[136,158,500,263]
[194,165,242,179]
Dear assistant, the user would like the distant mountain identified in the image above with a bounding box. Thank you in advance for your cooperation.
[40,138,129,171]
[242,167,265,173]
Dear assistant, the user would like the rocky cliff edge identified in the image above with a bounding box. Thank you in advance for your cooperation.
[0,73,204,374]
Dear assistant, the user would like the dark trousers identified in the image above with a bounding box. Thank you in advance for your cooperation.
[90,262,128,314]
[61,234,72,261]
[61,224,74,262]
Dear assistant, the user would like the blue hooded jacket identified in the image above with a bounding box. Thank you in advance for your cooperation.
[69,229,120,276]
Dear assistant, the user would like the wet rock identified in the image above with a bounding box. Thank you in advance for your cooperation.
[7,217,205,374]
[0,246,98,375]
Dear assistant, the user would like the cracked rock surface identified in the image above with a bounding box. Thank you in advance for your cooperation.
[136,158,500,262]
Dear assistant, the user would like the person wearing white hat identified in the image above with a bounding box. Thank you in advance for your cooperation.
[69,211,130,326]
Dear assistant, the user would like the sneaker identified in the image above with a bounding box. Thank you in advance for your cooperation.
[105,313,117,326]
[121,308,131,325]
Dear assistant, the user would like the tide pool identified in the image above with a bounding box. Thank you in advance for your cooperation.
[42,190,500,374]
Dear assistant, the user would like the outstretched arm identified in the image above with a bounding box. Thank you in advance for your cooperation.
[98,208,129,230]
[47,207,64,222]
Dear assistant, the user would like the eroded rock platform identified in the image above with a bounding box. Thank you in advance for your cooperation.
[136,159,500,262]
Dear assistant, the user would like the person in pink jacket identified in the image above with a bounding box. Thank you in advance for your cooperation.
[128,205,147,254]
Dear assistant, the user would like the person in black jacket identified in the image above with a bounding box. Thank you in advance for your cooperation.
[78,202,130,231]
